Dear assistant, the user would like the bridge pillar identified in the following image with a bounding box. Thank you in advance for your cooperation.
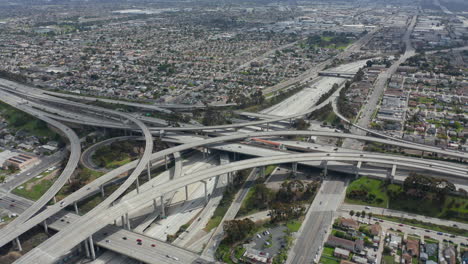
[88,236,96,260]
[355,161,362,179]
[125,213,131,230]
[160,196,165,217]
[203,181,208,204]
[323,161,328,177]
[14,237,22,251]
[74,202,79,215]
[261,166,266,178]
[266,123,270,131]
[53,196,57,204]
[121,215,125,228]
[292,162,298,176]
[185,185,189,201]
[84,240,90,258]
[43,220,48,234]
[136,177,140,193]
[388,164,396,183]
[165,155,168,169]
[147,161,152,181]
[100,185,105,197]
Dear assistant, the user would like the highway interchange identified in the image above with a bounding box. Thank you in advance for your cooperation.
[1,15,467,264]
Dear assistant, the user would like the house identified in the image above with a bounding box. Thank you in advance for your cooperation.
[326,236,364,253]
[340,218,359,229]
[369,224,382,236]
[389,234,402,248]
[405,239,419,257]
[352,255,367,264]
[402,253,412,264]
[327,236,355,252]
[334,248,350,259]
[443,246,456,264]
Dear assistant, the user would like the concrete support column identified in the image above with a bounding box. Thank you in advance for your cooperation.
[100,185,105,197]
[261,166,266,178]
[121,215,125,228]
[15,237,22,252]
[185,185,189,201]
[355,161,362,179]
[160,195,165,217]
[136,177,140,193]
[391,164,397,178]
[292,162,298,176]
[266,123,270,131]
[88,236,96,260]
[202,148,206,159]
[323,161,328,177]
[203,180,208,204]
[74,202,79,215]
[153,198,158,210]
[125,213,131,230]
[165,155,168,169]
[84,240,90,258]
[147,161,151,181]
[43,220,48,234]
[53,196,57,204]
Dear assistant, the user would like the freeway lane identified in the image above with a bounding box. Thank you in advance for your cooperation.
[0,91,82,232]
[0,86,154,253]
[341,14,417,150]
[15,152,468,263]
[80,136,141,172]
[1,129,466,251]
[4,75,468,161]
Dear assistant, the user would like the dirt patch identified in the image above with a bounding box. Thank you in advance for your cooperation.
[25,170,59,191]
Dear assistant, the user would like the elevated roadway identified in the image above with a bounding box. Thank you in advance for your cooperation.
[0,91,81,233]
[1,129,467,251]
[15,151,468,263]
[46,211,201,264]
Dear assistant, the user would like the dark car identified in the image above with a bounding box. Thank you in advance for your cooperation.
[122,237,127,240]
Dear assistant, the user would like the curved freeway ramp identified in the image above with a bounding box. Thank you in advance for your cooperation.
[0,129,467,251]
[0,91,81,234]
[15,151,468,264]
[80,136,141,172]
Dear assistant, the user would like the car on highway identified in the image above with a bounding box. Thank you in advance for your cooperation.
[398,224,404,227]
[136,238,142,242]
[151,244,156,247]
[122,237,127,240]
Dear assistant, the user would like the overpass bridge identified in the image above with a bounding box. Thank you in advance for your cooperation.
[46,211,204,264]
[318,71,356,78]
